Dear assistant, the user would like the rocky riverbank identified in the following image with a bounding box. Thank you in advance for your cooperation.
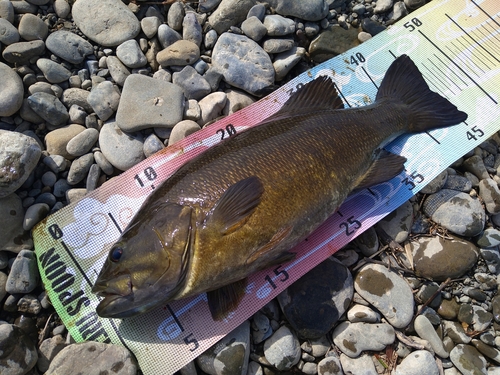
[1,0,500,374]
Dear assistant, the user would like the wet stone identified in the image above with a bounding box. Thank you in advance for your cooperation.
[376,199,413,243]
[438,298,460,320]
[394,350,439,375]
[479,178,500,215]
[278,258,353,339]
[450,344,487,375]
[480,247,500,274]
[410,235,479,281]
[472,339,500,364]
[354,263,414,328]
[17,294,41,315]
[263,325,301,371]
[332,321,395,357]
[347,304,380,323]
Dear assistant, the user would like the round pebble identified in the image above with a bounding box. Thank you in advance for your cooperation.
[99,121,145,171]
[66,128,99,157]
[263,325,301,371]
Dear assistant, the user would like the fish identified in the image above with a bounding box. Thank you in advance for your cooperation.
[92,55,467,320]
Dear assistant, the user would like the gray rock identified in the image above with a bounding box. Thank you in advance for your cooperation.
[347,304,380,323]
[444,174,472,192]
[54,0,70,18]
[94,151,114,176]
[37,335,67,373]
[6,249,39,294]
[421,170,448,194]
[0,62,23,116]
[141,16,161,39]
[273,46,306,81]
[208,0,256,34]
[45,30,93,64]
[172,66,211,100]
[157,24,182,49]
[36,58,71,84]
[450,344,487,375]
[472,339,500,365]
[183,99,201,122]
[463,155,489,180]
[333,321,395,357]
[264,325,301,371]
[197,321,250,375]
[251,311,272,344]
[374,0,393,13]
[247,3,266,20]
[106,56,130,86]
[204,29,218,49]
[168,120,201,146]
[479,178,500,214]
[376,199,413,243]
[183,12,202,47]
[0,0,14,23]
[0,194,32,253]
[340,353,377,375]
[263,15,295,36]
[87,81,121,121]
[353,226,379,256]
[223,89,255,115]
[477,228,500,248]
[2,40,45,64]
[18,13,48,41]
[423,189,485,236]
[45,342,137,375]
[309,25,360,63]
[156,39,200,67]
[41,171,57,187]
[354,263,414,328]
[414,315,448,358]
[116,74,184,131]
[274,0,329,21]
[0,130,41,197]
[45,124,86,160]
[212,33,274,96]
[317,355,342,375]
[0,324,38,375]
[61,88,92,113]
[411,235,478,281]
[72,0,140,47]
[395,350,439,375]
[241,16,268,42]
[23,203,49,231]
[20,295,44,315]
[0,271,6,300]
[99,121,145,171]
[143,134,164,158]
[68,104,87,125]
[66,128,99,157]
[67,153,95,185]
[0,18,19,45]
[27,92,69,128]
[389,1,409,22]
[262,37,294,54]
[198,92,227,125]
[116,39,147,69]
[53,179,71,198]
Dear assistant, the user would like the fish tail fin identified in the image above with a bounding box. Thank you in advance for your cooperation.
[376,54,467,132]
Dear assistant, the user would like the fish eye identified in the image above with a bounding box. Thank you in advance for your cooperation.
[110,247,123,262]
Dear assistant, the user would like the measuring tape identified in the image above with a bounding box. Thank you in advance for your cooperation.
[33,1,500,373]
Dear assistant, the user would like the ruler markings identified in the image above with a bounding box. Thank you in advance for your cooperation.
[334,82,352,108]
[361,65,379,89]
[108,212,123,234]
[432,53,468,87]
[422,60,456,96]
[471,0,500,28]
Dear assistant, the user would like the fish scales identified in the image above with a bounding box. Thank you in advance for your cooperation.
[92,55,467,319]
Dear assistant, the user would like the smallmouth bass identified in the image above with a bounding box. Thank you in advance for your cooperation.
[92,55,467,320]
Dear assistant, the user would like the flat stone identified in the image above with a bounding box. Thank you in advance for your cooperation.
[23,203,49,231]
[167,120,201,146]
[263,325,301,371]
[66,128,99,157]
[278,258,353,339]
[376,199,413,243]
[263,15,295,36]
[0,194,32,253]
[45,30,93,64]
[0,18,20,45]
[0,324,38,375]
[172,66,211,100]
[156,39,200,67]
[2,39,45,64]
[394,350,439,375]
[36,58,71,84]
[72,0,140,47]
[450,344,487,375]
[45,342,137,375]
[212,33,274,96]
[45,124,86,160]
[354,263,414,328]
[116,39,147,69]
[18,13,48,41]
[6,249,39,293]
[0,130,41,197]
[332,321,395,357]
[106,56,130,86]
[422,189,485,236]
[309,26,360,63]
[410,235,478,281]
[479,178,500,214]
[87,81,121,121]
[241,16,267,42]
[27,92,69,128]
[273,46,306,81]
[414,315,449,358]
[116,74,184,132]
[274,0,329,21]
[208,0,257,34]
[99,121,145,171]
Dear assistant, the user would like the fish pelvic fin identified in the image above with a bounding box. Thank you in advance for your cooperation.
[207,278,247,321]
[376,54,468,131]
[354,150,407,191]
[266,76,344,121]
[209,176,264,235]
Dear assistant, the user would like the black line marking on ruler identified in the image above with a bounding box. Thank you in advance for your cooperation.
[334,82,351,108]
[471,0,500,28]
[166,304,185,332]
[453,36,494,70]
[422,62,454,96]
[108,319,132,351]
[60,241,94,286]
[418,30,498,105]
[477,24,500,56]
[361,66,378,89]
[108,213,123,234]
[433,53,468,86]
[445,13,500,65]
[388,50,397,60]
[337,210,344,217]
[367,188,376,196]
[446,42,485,76]
[425,131,441,145]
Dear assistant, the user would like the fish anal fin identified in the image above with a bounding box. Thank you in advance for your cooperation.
[354,150,407,191]
[246,225,294,265]
[209,176,264,235]
[266,76,344,121]
[207,278,247,321]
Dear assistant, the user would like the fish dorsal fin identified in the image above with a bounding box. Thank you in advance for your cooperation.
[268,76,344,120]
[207,278,247,320]
[209,176,264,235]
[354,150,407,191]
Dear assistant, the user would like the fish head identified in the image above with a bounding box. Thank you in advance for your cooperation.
[92,202,193,318]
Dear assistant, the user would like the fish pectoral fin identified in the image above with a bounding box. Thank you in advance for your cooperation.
[209,176,264,235]
[246,225,294,265]
[354,150,407,191]
[207,278,247,321]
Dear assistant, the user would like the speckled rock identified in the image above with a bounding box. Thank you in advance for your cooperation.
[27,92,69,127]
[450,344,487,375]
[421,170,448,194]
[263,325,301,371]
[394,350,439,375]
[410,235,479,281]
[0,324,38,375]
[72,0,140,47]
[6,249,39,294]
[87,80,121,121]
[376,200,413,243]
[208,0,256,34]
[479,178,500,215]
[332,321,395,357]
[36,58,71,84]
[273,0,329,21]
[354,264,414,328]
[0,194,32,253]
[0,130,41,197]
[45,30,93,64]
